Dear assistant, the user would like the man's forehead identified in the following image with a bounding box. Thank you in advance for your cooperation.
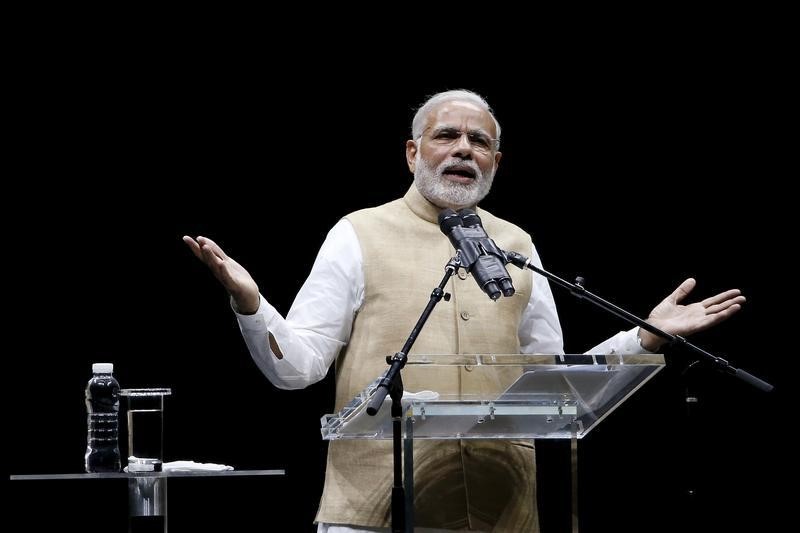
[426,100,495,133]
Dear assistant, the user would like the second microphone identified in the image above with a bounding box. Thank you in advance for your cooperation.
[438,208,515,300]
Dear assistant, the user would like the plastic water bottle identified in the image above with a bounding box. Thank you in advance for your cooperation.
[84,362,121,473]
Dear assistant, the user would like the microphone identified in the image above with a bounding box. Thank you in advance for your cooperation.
[437,208,515,300]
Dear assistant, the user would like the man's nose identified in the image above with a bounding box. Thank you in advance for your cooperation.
[451,132,473,158]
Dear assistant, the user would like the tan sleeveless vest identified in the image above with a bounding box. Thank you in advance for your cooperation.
[315,185,540,531]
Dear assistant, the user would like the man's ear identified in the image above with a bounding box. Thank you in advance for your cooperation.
[406,139,418,173]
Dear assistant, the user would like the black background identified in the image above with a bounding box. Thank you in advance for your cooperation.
[6,39,792,532]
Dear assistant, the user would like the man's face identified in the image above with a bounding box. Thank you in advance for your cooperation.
[407,100,502,210]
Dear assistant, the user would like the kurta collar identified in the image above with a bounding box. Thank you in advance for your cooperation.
[403,184,480,224]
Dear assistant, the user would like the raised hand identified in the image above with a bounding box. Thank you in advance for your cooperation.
[183,236,260,314]
[639,278,746,351]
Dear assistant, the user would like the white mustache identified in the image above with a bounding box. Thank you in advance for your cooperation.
[438,159,482,181]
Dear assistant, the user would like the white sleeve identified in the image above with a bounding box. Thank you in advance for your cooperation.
[587,327,654,355]
[518,243,565,355]
[233,219,364,390]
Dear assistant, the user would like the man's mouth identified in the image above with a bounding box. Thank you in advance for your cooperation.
[442,165,476,183]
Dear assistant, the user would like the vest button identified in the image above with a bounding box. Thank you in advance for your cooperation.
[465,365,474,371]
[460,311,470,320]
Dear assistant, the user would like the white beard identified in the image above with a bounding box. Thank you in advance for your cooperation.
[414,154,495,210]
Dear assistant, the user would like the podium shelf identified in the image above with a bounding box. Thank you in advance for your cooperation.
[322,353,665,440]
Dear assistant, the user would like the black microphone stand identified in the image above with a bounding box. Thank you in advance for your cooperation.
[503,250,773,392]
[680,359,702,517]
[366,255,460,533]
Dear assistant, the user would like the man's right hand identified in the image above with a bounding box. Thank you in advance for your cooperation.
[182,236,260,314]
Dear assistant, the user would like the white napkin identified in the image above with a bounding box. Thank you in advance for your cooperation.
[397,390,439,409]
[403,390,439,401]
[163,460,234,472]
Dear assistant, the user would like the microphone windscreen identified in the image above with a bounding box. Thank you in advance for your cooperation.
[438,208,463,234]
[457,208,482,227]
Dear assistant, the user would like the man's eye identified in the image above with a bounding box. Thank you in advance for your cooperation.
[470,135,491,148]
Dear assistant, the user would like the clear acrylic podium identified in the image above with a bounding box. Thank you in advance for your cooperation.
[321,353,665,531]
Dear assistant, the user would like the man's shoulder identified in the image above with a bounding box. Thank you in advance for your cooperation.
[344,197,405,222]
[477,206,532,240]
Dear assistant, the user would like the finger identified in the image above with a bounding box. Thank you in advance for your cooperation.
[701,289,743,308]
[182,236,204,260]
[668,278,696,304]
[199,242,225,266]
[696,303,743,330]
[705,296,746,315]
[196,236,229,260]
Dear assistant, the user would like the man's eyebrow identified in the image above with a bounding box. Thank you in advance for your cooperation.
[433,125,491,135]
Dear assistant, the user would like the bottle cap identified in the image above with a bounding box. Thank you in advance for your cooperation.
[92,363,114,374]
